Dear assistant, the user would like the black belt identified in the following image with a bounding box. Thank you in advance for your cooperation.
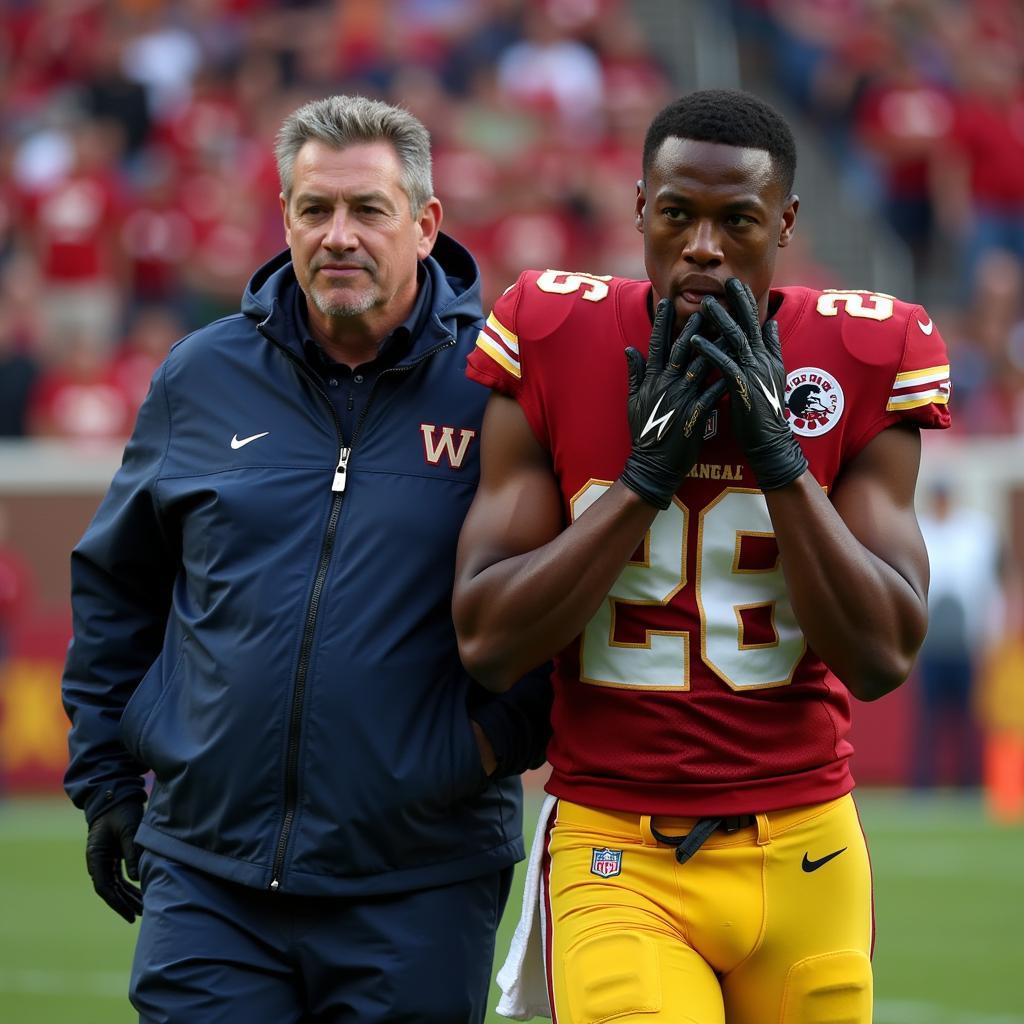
[650,814,758,865]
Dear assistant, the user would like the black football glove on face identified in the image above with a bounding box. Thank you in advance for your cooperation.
[694,278,809,491]
[85,798,144,923]
[619,298,727,509]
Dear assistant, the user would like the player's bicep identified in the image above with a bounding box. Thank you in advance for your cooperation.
[456,392,564,582]
[831,424,929,602]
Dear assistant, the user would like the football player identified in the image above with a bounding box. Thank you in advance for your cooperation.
[453,90,950,1024]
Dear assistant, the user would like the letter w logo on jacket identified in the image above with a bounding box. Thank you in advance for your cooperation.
[420,424,477,468]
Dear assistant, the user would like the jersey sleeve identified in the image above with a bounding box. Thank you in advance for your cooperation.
[465,270,551,448]
[466,274,526,398]
[884,307,951,430]
[839,299,952,461]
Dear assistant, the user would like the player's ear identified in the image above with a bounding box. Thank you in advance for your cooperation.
[635,180,646,234]
[778,194,798,249]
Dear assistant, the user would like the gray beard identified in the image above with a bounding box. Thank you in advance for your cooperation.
[310,285,378,319]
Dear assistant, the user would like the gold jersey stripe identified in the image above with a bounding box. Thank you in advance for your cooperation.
[486,312,519,352]
[886,389,950,411]
[475,331,521,379]
[893,363,949,385]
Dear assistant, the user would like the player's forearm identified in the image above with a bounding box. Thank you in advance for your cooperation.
[767,474,928,700]
[454,482,659,691]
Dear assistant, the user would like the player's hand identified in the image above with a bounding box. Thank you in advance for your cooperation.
[619,299,726,509]
[694,278,808,491]
[85,798,144,922]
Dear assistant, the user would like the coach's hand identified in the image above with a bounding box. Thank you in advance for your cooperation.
[619,299,726,509]
[86,798,144,922]
[695,279,808,491]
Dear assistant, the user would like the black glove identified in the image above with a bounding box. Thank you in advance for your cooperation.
[85,798,144,923]
[694,278,808,491]
[620,299,726,509]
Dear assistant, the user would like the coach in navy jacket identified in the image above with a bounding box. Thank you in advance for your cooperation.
[62,96,551,1022]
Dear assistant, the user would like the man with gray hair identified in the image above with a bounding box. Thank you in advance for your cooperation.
[62,94,552,1022]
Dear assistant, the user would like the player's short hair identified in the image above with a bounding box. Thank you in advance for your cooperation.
[275,95,433,214]
[642,89,797,196]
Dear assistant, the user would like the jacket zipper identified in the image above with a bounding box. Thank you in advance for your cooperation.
[264,328,455,891]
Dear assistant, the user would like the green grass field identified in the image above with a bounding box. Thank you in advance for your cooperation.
[2,790,1021,1023]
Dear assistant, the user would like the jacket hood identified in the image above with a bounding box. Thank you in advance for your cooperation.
[240,232,482,360]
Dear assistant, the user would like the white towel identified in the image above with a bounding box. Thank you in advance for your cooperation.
[495,793,557,1020]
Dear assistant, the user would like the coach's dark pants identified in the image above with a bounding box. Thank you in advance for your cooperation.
[130,850,513,1023]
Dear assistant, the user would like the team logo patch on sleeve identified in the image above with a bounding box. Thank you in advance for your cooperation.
[784,367,845,436]
[591,847,623,877]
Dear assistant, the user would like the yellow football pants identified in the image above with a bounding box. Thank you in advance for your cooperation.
[545,794,873,1024]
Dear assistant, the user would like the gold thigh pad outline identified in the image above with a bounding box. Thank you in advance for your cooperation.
[564,931,663,1023]
[779,950,872,1024]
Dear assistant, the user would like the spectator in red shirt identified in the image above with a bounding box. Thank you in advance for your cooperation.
[852,41,954,272]
[119,151,194,306]
[20,121,125,356]
[934,43,1024,296]
[28,327,133,444]
[111,304,183,416]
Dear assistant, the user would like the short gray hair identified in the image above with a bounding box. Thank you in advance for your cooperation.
[275,95,433,214]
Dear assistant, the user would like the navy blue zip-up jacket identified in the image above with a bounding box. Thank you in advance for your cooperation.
[63,234,551,896]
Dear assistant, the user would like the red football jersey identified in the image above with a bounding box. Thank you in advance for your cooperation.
[467,270,951,815]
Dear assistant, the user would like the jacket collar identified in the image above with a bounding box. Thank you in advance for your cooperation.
[241,232,482,365]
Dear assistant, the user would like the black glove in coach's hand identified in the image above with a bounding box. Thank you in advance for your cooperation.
[619,299,726,509]
[85,798,144,922]
[695,278,809,491]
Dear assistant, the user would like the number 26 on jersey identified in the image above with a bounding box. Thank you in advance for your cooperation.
[572,483,806,692]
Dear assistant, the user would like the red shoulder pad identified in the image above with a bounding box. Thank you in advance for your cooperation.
[796,288,951,431]
[466,268,620,396]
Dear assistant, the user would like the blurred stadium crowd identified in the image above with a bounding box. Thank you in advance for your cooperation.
[0,0,674,444]
[1,0,1023,443]
[734,0,1024,437]
[1,0,1022,809]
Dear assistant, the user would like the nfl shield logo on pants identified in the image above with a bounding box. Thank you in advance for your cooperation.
[591,847,623,877]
